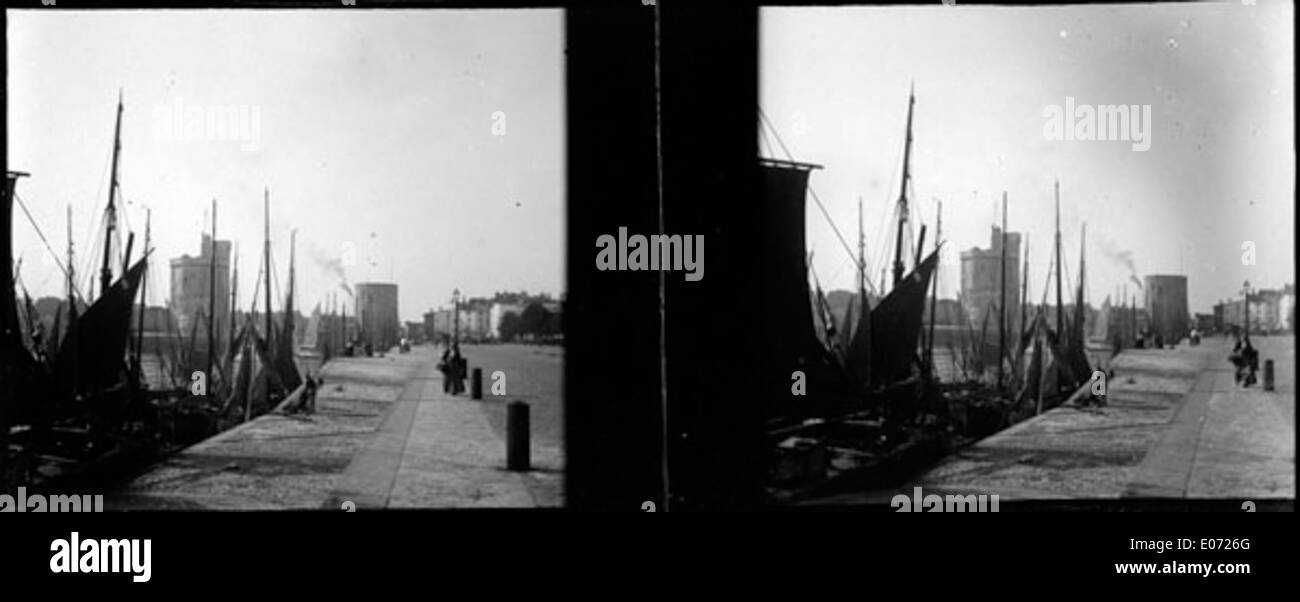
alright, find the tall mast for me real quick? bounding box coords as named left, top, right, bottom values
left=1020, top=233, right=1029, bottom=343
left=100, top=90, right=124, bottom=300
left=264, top=187, right=273, bottom=348
left=121, top=233, right=135, bottom=277
left=858, top=196, right=865, bottom=295
left=1054, top=178, right=1063, bottom=338
left=1122, top=283, right=1128, bottom=345
left=134, top=209, right=150, bottom=385
left=1130, top=293, right=1136, bottom=343
left=67, top=205, right=78, bottom=395
left=287, top=229, right=296, bottom=348
left=66, top=206, right=75, bottom=310
left=1078, top=222, right=1087, bottom=338
left=927, top=200, right=941, bottom=374
left=892, top=83, right=915, bottom=288
left=207, top=199, right=217, bottom=385
left=998, top=192, right=1008, bottom=389
left=229, top=244, right=239, bottom=360
left=290, top=230, right=295, bottom=309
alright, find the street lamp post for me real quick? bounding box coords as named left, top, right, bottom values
left=1241, top=281, right=1252, bottom=337
left=452, top=288, right=461, bottom=347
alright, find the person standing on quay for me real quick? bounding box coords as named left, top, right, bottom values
left=440, top=347, right=453, bottom=394
left=451, top=344, right=467, bottom=395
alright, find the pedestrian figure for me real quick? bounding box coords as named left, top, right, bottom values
left=302, top=373, right=318, bottom=414
left=451, top=344, right=467, bottom=395
left=1242, top=338, right=1259, bottom=387
left=1230, top=338, right=1247, bottom=384
left=440, top=347, right=453, bottom=393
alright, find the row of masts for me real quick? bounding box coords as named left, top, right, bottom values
left=63, top=92, right=301, bottom=398
left=831, top=86, right=1091, bottom=395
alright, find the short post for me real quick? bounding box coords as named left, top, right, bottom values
left=471, top=367, right=483, bottom=400
left=507, top=401, right=530, bottom=471
left=1264, top=359, right=1274, bottom=391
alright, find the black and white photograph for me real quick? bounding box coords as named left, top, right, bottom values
left=0, top=0, right=1294, bottom=589
left=3, top=8, right=565, bottom=509
left=758, top=2, right=1293, bottom=507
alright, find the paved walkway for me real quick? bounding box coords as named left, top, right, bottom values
left=1127, top=335, right=1294, bottom=498
left=110, top=345, right=562, bottom=509
left=814, top=335, right=1295, bottom=503
left=327, top=367, right=563, bottom=509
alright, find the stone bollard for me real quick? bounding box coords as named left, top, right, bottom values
left=471, top=367, right=483, bottom=400
left=507, top=401, right=530, bottom=471
left=1264, top=359, right=1274, bottom=391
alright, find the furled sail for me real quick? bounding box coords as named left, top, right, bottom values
left=54, top=258, right=147, bottom=396
left=868, top=248, right=940, bottom=388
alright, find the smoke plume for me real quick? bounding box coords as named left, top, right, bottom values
left=1099, top=236, right=1143, bottom=290
left=307, top=244, right=354, bottom=298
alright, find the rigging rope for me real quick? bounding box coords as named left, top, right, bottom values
left=758, top=106, right=877, bottom=296
left=13, top=191, right=84, bottom=300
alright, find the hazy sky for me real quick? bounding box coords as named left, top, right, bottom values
left=761, top=1, right=1293, bottom=313
left=8, top=9, right=564, bottom=323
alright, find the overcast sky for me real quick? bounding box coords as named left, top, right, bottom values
left=761, top=1, right=1293, bottom=314
left=8, top=9, right=564, bottom=323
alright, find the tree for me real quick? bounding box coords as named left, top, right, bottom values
left=520, top=302, right=550, bottom=340
left=499, top=311, right=522, bottom=342
left=544, top=308, right=562, bottom=337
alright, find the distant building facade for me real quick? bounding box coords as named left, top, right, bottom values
left=355, top=282, right=399, bottom=350
left=1194, top=313, right=1215, bottom=333
left=1144, top=275, right=1189, bottom=342
left=1223, top=284, right=1297, bottom=334
left=403, top=321, right=426, bottom=343
left=960, top=225, right=1022, bottom=334
left=424, top=293, right=561, bottom=343
left=1253, top=286, right=1295, bottom=333
left=489, top=302, right=524, bottom=339
left=169, top=233, right=231, bottom=338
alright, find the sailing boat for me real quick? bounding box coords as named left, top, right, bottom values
left=1013, top=180, right=1090, bottom=413
left=226, top=188, right=303, bottom=421
left=52, top=93, right=150, bottom=407
left=2, top=172, right=50, bottom=429
left=1, top=94, right=173, bottom=490
left=760, top=87, right=959, bottom=502
left=757, top=158, right=854, bottom=421
left=850, top=86, right=941, bottom=391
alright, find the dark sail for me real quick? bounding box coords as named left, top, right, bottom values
left=2, top=173, right=24, bottom=361
left=54, top=258, right=147, bottom=396
left=843, top=288, right=872, bottom=392
left=759, top=159, right=849, bottom=418
left=1065, top=281, right=1091, bottom=386
left=4, top=173, right=48, bottom=420
left=3, top=172, right=53, bottom=425
left=868, top=248, right=940, bottom=387
left=1015, top=309, right=1080, bottom=411
left=276, top=309, right=301, bottom=391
